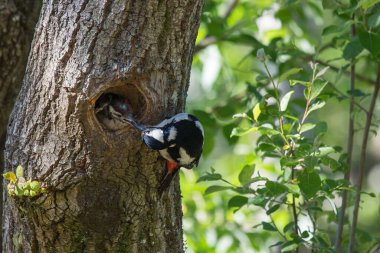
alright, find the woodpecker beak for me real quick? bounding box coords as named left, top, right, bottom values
left=158, top=160, right=180, bottom=196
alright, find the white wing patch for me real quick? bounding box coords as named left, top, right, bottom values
left=178, top=147, right=194, bottom=165
left=146, top=129, right=164, bottom=143
left=168, top=127, right=177, bottom=141
left=159, top=148, right=174, bottom=161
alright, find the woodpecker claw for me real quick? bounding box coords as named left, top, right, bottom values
left=158, top=160, right=180, bottom=196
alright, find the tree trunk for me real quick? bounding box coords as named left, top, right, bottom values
left=0, top=0, right=42, bottom=251
left=3, top=0, right=203, bottom=252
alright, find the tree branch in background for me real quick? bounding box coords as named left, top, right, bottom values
left=348, top=63, right=380, bottom=253
left=194, top=0, right=240, bottom=53
left=335, top=15, right=356, bottom=251
left=316, top=60, right=376, bottom=85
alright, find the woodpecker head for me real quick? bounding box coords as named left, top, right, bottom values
left=142, top=113, right=204, bottom=169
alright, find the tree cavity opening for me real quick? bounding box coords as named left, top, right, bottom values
left=94, top=84, right=147, bottom=130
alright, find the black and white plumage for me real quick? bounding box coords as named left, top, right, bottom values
left=95, top=94, right=204, bottom=194
left=142, top=113, right=204, bottom=169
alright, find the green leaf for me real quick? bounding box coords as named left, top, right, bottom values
left=205, top=185, right=231, bottom=195
left=230, top=127, right=258, bottom=137
left=281, top=243, right=299, bottom=252
left=257, top=48, right=266, bottom=62
left=258, top=126, right=281, bottom=136
left=299, top=123, right=316, bottom=134
left=266, top=204, right=281, bottom=215
left=343, top=39, right=364, bottom=60
left=228, top=195, right=248, bottom=209
left=322, top=25, right=340, bottom=36
left=315, top=67, right=329, bottom=79
left=322, top=0, right=340, bottom=9
left=239, top=165, right=255, bottom=185
left=315, top=146, right=336, bottom=157
left=360, top=0, right=380, bottom=10
left=286, top=183, right=301, bottom=195
left=16, top=165, right=24, bottom=178
left=266, top=181, right=288, bottom=196
left=30, top=181, right=40, bottom=192
left=298, top=170, right=321, bottom=199
left=253, top=103, right=261, bottom=122
left=289, top=80, right=310, bottom=86
left=358, top=29, right=380, bottom=56
left=232, top=113, right=252, bottom=121
left=197, top=173, right=222, bottom=182
left=283, top=222, right=295, bottom=233
left=278, top=68, right=302, bottom=83
left=368, top=11, right=380, bottom=28
left=280, top=91, right=294, bottom=112
left=250, top=195, right=267, bottom=207
left=321, top=156, right=341, bottom=172
left=307, top=101, right=326, bottom=117
left=3, top=172, right=17, bottom=183
left=258, top=143, right=277, bottom=152
left=262, top=221, right=278, bottom=232
left=310, top=80, right=328, bottom=100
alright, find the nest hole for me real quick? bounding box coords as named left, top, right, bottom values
left=94, top=84, right=147, bottom=130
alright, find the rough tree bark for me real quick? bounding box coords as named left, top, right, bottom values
left=3, top=0, right=203, bottom=252
left=0, top=0, right=42, bottom=251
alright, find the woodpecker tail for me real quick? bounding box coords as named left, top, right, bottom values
left=158, top=160, right=180, bottom=196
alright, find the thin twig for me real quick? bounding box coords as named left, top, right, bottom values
left=291, top=168, right=299, bottom=241
left=348, top=63, right=380, bottom=253
left=316, top=60, right=376, bottom=85
left=335, top=15, right=356, bottom=251
left=330, top=85, right=369, bottom=114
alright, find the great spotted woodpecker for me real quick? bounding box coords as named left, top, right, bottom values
left=95, top=93, right=204, bottom=195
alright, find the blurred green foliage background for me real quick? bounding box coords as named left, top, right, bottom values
left=181, top=0, right=380, bottom=252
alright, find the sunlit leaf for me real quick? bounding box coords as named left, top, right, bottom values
left=3, top=172, right=17, bottom=183
left=289, top=80, right=310, bottom=86
left=315, top=66, right=329, bottom=79
left=253, top=103, right=261, bottom=122
left=315, top=146, right=336, bottom=157
left=230, top=127, right=258, bottom=137
left=325, top=196, right=338, bottom=215
left=360, top=0, right=380, bottom=10
left=280, top=91, right=294, bottom=112
left=306, top=101, right=326, bottom=117
left=310, top=81, right=328, bottom=100
left=16, top=165, right=24, bottom=178
left=299, top=123, right=316, bottom=134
